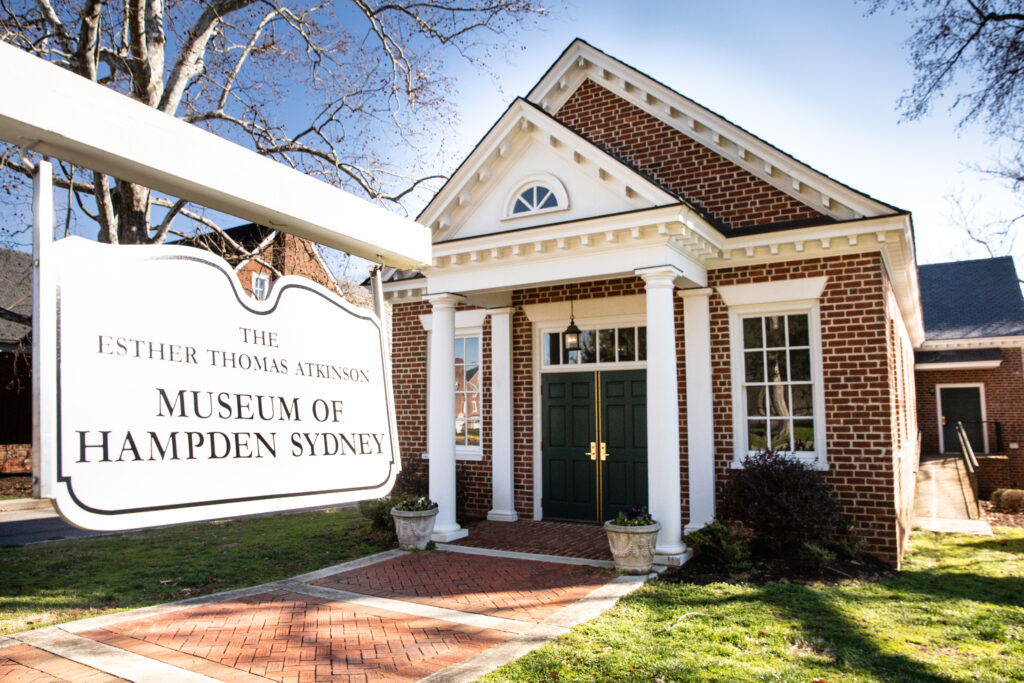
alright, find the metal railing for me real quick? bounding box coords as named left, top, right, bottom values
left=955, top=421, right=982, bottom=520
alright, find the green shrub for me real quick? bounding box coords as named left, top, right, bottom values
left=686, top=521, right=751, bottom=566
left=719, top=449, right=845, bottom=556
left=997, top=489, right=1024, bottom=513
left=358, top=496, right=398, bottom=543
left=796, top=542, right=836, bottom=574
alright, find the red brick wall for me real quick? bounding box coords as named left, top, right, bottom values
left=236, top=235, right=340, bottom=297
left=389, top=255, right=909, bottom=564
left=0, top=443, right=31, bottom=473
left=554, top=80, right=824, bottom=231
left=915, top=348, right=1024, bottom=493
left=708, top=253, right=901, bottom=565
left=391, top=300, right=430, bottom=491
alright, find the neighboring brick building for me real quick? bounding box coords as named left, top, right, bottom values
left=384, top=40, right=924, bottom=567
left=0, top=248, right=32, bottom=473
left=915, top=256, right=1024, bottom=495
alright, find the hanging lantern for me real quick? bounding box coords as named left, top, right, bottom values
left=563, top=299, right=581, bottom=352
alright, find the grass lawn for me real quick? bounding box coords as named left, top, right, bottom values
left=481, top=528, right=1024, bottom=682
left=0, top=506, right=384, bottom=635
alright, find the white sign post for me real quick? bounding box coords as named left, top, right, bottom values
left=41, top=234, right=401, bottom=530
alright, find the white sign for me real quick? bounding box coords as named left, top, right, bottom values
left=43, top=237, right=400, bottom=530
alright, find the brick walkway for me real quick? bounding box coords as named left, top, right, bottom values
left=449, top=519, right=612, bottom=560
left=2, top=548, right=645, bottom=682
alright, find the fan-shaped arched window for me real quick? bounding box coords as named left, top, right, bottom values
left=503, top=173, right=569, bottom=220
left=513, top=185, right=559, bottom=214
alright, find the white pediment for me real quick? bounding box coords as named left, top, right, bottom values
left=422, top=99, right=677, bottom=243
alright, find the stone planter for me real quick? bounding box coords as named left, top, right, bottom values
left=391, top=506, right=439, bottom=550
left=604, top=521, right=661, bottom=574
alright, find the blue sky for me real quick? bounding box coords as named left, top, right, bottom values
left=431, top=0, right=1021, bottom=267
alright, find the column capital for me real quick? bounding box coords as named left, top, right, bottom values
left=425, top=292, right=465, bottom=310
left=635, top=265, right=683, bottom=287
left=677, top=287, right=714, bottom=300
left=486, top=306, right=517, bottom=318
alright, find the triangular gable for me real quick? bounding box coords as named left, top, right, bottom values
left=420, top=99, right=679, bottom=243
left=527, top=40, right=901, bottom=230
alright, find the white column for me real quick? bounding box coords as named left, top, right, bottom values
left=636, top=266, right=685, bottom=557
left=680, top=288, right=716, bottom=533
left=426, top=293, right=468, bottom=541
left=487, top=307, right=518, bottom=522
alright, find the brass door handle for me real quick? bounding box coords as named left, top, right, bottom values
left=599, top=442, right=609, bottom=461
left=587, top=442, right=597, bottom=460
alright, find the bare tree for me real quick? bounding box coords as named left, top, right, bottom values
left=0, top=0, right=548, bottom=250
left=868, top=0, right=1024, bottom=252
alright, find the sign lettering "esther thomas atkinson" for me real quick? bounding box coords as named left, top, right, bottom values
left=45, top=238, right=400, bottom=531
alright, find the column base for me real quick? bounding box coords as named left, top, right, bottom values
left=430, top=526, right=468, bottom=542
left=654, top=547, right=694, bottom=568
left=486, top=509, right=519, bottom=522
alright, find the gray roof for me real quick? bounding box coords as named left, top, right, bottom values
left=918, top=256, right=1024, bottom=340
left=0, top=248, right=31, bottom=345
left=914, top=348, right=1002, bottom=365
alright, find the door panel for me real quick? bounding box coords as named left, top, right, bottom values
left=542, top=373, right=597, bottom=520
left=600, top=370, right=648, bottom=521
left=940, top=387, right=985, bottom=453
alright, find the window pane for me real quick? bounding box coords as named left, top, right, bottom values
left=789, top=349, right=811, bottom=381
left=599, top=329, right=616, bottom=362
left=579, top=329, right=597, bottom=363
left=770, top=419, right=791, bottom=450
left=746, top=386, right=766, bottom=417
left=454, top=338, right=464, bottom=363
left=544, top=332, right=561, bottom=365
left=617, top=327, right=636, bottom=361
left=744, top=351, right=765, bottom=383
left=765, top=315, right=786, bottom=348
left=466, top=392, right=480, bottom=419
left=637, top=327, right=647, bottom=361
left=766, top=350, right=787, bottom=382
left=455, top=422, right=466, bottom=446
left=513, top=198, right=530, bottom=214
left=743, top=318, right=763, bottom=349
left=466, top=365, right=479, bottom=392
left=541, top=190, right=558, bottom=209
left=793, top=420, right=815, bottom=450
left=455, top=393, right=466, bottom=418
left=466, top=420, right=481, bottom=446
left=788, top=314, right=809, bottom=346
left=465, top=337, right=479, bottom=365
left=768, top=385, right=790, bottom=419
left=524, top=186, right=536, bottom=206
left=792, top=384, right=813, bottom=416
left=748, top=420, right=767, bottom=450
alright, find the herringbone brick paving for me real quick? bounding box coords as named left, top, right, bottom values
left=312, top=550, right=614, bottom=623
left=78, top=588, right=510, bottom=682
left=0, top=643, right=126, bottom=682
left=449, top=519, right=613, bottom=560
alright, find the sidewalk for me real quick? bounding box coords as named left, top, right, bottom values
left=0, top=545, right=649, bottom=682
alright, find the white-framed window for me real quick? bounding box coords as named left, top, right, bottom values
left=728, top=303, right=827, bottom=468
left=454, top=334, right=482, bottom=455
left=251, top=272, right=271, bottom=301
left=502, top=173, right=569, bottom=220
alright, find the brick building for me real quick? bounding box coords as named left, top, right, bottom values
left=915, top=256, right=1024, bottom=495
left=383, top=40, right=924, bottom=567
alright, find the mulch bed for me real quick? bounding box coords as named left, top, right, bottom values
left=660, top=552, right=896, bottom=587
left=981, top=500, right=1024, bottom=528
left=0, top=474, right=32, bottom=499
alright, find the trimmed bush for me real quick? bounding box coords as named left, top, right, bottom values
left=796, top=542, right=836, bottom=574
left=686, top=521, right=752, bottom=567
left=358, top=496, right=399, bottom=542
left=991, top=489, right=1007, bottom=507
left=996, top=489, right=1024, bottom=513
left=719, top=449, right=845, bottom=556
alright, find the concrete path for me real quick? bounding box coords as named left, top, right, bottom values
left=0, top=547, right=649, bottom=682
left=914, top=455, right=992, bottom=536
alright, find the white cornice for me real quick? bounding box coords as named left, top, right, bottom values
left=920, top=336, right=1024, bottom=350
left=916, top=360, right=1002, bottom=371
left=527, top=40, right=898, bottom=223
left=420, top=99, right=677, bottom=241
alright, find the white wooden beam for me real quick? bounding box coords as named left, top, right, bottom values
left=0, top=42, right=429, bottom=268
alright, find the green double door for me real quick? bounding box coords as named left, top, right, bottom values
left=541, top=370, right=648, bottom=522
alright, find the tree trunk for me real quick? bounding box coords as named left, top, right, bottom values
left=115, top=180, right=151, bottom=243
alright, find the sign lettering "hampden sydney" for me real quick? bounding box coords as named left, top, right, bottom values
left=44, top=239, right=400, bottom=530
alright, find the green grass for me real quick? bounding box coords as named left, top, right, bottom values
left=0, top=507, right=384, bottom=635
left=481, top=528, right=1024, bottom=682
